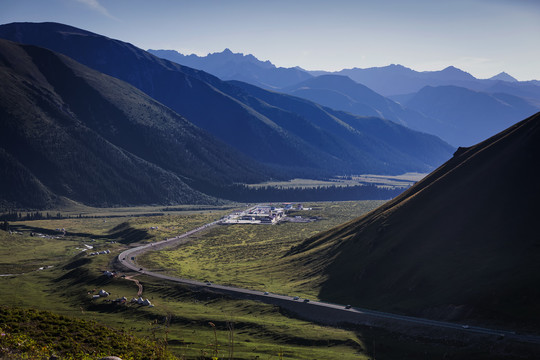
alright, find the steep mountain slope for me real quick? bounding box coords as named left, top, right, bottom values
left=229, top=81, right=454, bottom=174
left=0, top=147, right=58, bottom=209
left=288, top=112, right=540, bottom=329
left=281, top=74, right=440, bottom=134
left=404, top=85, right=540, bottom=146
left=0, top=22, right=455, bottom=177
left=148, top=48, right=312, bottom=89
left=0, top=22, right=319, bottom=176
left=0, top=39, right=269, bottom=208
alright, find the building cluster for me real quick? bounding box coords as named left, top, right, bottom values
left=89, top=249, right=111, bottom=256
left=103, top=270, right=117, bottom=277
left=223, top=203, right=307, bottom=225
left=89, top=288, right=153, bottom=307
left=91, top=289, right=110, bottom=299
left=131, top=296, right=153, bottom=307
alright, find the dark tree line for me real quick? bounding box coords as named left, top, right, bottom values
left=205, top=184, right=408, bottom=203
left=0, top=211, right=64, bottom=221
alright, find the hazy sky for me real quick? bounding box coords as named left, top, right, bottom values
left=1, top=0, right=539, bottom=80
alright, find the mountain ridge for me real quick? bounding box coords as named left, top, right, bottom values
left=281, top=74, right=443, bottom=136
left=314, top=64, right=540, bottom=99
left=145, top=45, right=539, bottom=147
left=403, top=85, right=540, bottom=146
left=0, top=22, right=454, bottom=178
left=288, top=112, right=540, bottom=329
left=0, top=38, right=272, bottom=208
left=148, top=48, right=312, bottom=89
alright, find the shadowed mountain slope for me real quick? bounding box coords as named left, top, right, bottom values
left=0, top=147, right=58, bottom=209
left=0, top=39, right=270, bottom=208
left=0, top=22, right=454, bottom=177
left=227, top=80, right=454, bottom=175
left=288, top=112, right=540, bottom=329
left=0, top=22, right=320, bottom=175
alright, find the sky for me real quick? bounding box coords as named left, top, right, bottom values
left=1, top=0, right=539, bottom=81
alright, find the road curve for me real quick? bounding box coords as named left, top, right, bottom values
left=116, top=220, right=540, bottom=345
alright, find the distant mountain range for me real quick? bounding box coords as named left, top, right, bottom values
left=280, top=74, right=444, bottom=138
left=280, top=72, right=540, bottom=146
left=148, top=48, right=312, bottom=89
left=149, top=47, right=540, bottom=147
left=288, top=112, right=540, bottom=329
left=227, top=80, right=452, bottom=173
left=0, top=23, right=453, bottom=178
left=316, top=64, right=540, bottom=98
left=402, top=85, right=540, bottom=146
left=0, top=22, right=458, bottom=208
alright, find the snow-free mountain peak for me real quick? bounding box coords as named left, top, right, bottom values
left=148, top=47, right=311, bottom=88
left=489, top=71, right=518, bottom=82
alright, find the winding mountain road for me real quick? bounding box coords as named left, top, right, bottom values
left=117, top=219, right=540, bottom=345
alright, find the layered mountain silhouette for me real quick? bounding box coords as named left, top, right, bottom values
left=148, top=48, right=312, bottom=89
left=279, top=74, right=540, bottom=147
left=145, top=45, right=540, bottom=148
left=315, top=64, right=540, bottom=98
left=0, top=22, right=454, bottom=179
left=228, top=80, right=453, bottom=174
left=288, top=112, right=540, bottom=329
left=403, top=85, right=540, bottom=146
left=0, top=39, right=270, bottom=208
left=281, top=74, right=443, bottom=135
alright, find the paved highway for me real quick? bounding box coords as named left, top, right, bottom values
left=117, top=218, right=540, bottom=345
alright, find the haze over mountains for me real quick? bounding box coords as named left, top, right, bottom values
left=280, top=74, right=443, bottom=138
left=0, top=22, right=459, bottom=208
left=151, top=48, right=540, bottom=147
left=1, top=21, right=537, bottom=208
left=402, top=85, right=540, bottom=145
left=288, top=112, right=540, bottom=329
left=0, top=23, right=453, bottom=176
left=316, top=65, right=540, bottom=98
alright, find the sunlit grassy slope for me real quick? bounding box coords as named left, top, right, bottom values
left=0, top=306, right=179, bottom=360
left=139, top=201, right=384, bottom=299
left=0, top=206, right=372, bottom=360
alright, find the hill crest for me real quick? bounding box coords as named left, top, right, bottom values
left=288, top=112, right=540, bottom=329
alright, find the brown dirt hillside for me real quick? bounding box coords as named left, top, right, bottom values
left=289, top=112, right=540, bottom=330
